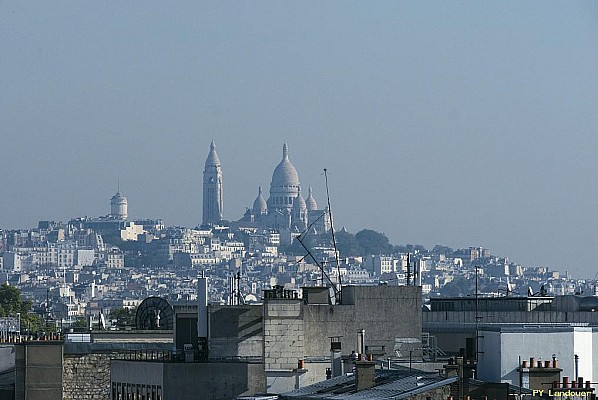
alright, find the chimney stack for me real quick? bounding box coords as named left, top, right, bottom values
left=355, top=362, right=376, bottom=391
left=330, top=336, right=342, bottom=378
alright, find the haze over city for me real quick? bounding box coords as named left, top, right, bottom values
left=2, top=2, right=598, bottom=276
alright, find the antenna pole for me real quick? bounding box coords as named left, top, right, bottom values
left=406, top=253, right=411, bottom=286
left=236, top=270, right=243, bottom=305
left=324, top=169, right=342, bottom=299
left=475, top=266, right=482, bottom=364
left=296, top=234, right=338, bottom=299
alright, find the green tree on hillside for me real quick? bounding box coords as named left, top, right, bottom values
left=355, top=229, right=393, bottom=255
left=0, top=283, right=45, bottom=333
left=335, top=230, right=363, bottom=257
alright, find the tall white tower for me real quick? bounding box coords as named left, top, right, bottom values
left=110, top=189, right=128, bottom=220
left=203, top=140, right=223, bottom=224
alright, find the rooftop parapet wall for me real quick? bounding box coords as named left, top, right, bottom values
left=304, top=285, right=422, bottom=358
left=423, top=310, right=598, bottom=325
left=209, top=304, right=263, bottom=359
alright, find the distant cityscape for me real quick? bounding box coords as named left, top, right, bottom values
left=2, top=141, right=598, bottom=400
left=4, top=3, right=597, bottom=399
left=0, top=141, right=592, bottom=331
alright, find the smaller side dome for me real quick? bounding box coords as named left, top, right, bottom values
left=252, top=186, right=268, bottom=214
left=293, top=193, right=307, bottom=212
left=305, top=186, right=318, bottom=211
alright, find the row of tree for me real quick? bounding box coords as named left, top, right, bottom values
left=283, top=228, right=448, bottom=259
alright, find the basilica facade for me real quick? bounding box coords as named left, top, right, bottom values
left=202, top=142, right=330, bottom=235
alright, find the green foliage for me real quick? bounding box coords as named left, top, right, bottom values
left=0, top=283, right=45, bottom=333
left=334, top=230, right=363, bottom=258
left=0, top=283, right=30, bottom=316
left=355, top=229, right=393, bottom=255
left=72, top=318, right=89, bottom=329
left=440, top=276, right=472, bottom=297
left=431, top=245, right=454, bottom=256
left=26, top=313, right=47, bottom=334
left=394, top=244, right=427, bottom=254
left=110, top=307, right=137, bottom=328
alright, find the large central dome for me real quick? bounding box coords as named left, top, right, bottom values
left=268, top=143, right=301, bottom=213
left=271, top=143, right=299, bottom=186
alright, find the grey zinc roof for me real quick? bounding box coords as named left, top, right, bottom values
left=281, top=370, right=458, bottom=400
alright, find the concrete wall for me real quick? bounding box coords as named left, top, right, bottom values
left=111, top=360, right=264, bottom=400
left=15, top=343, right=63, bottom=400
left=304, top=285, right=422, bottom=358
left=477, top=327, right=594, bottom=386
left=574, top=328, right=593, bottom=383
left=164, top=362, right=264, bottom=399
left=477, top=330, right=501, bottom=382
left=501, top=331, right=575, bottom=385
left=424, top=310, right=598, bottom=324
left=110, top=360, right=164, bottom=386
left=209, top=305, right=263, bottom=359
left=301, top=361, right=329, bottom=387
left=260, top=286, right=422, bottom=394
left=15, top=337, right=172, bottom=400
left=0, top=346, right=15, bottom=372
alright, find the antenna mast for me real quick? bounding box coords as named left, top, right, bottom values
left=406, top=253, right=411, bottom=286
left=323, top=169, right=342, bottom=300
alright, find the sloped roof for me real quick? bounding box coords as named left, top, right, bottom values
left=281, top=370, right=458, bottom=400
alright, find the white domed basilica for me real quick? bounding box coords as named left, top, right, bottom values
left=202, top=142, right=331, bottom=236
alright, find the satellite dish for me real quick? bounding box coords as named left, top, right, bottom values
left=135, top=297, right=174, bottom=330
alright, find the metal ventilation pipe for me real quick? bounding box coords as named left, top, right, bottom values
left=357, top=329, right=366, bottom=358
left=197, top=271, right=209, bottom=361
left=198, top=271, right=208, bottom=338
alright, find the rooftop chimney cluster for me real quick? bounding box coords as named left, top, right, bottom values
left=557, top=376, right=591, bottom=389
left=521, top=355, right=559, bottom=369
left=263, top=285, right=298, bottom=300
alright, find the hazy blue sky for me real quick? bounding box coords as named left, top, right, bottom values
left=2, top=2, right=598, bottom=276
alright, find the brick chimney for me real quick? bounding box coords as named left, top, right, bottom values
left=355, top=361, right=376, bottom=391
